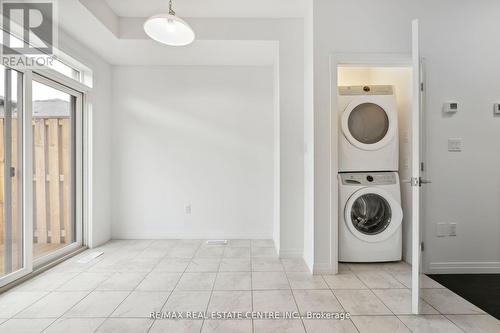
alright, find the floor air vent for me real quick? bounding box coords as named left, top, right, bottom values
left=206, top=240, right=228, bottom=245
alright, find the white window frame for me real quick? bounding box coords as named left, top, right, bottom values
left=0, top=69, right=32, bottom=287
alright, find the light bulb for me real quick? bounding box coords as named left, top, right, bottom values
left=166, top=18, right=176, bottom=32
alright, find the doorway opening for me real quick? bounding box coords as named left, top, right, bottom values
left=330, top=53, right=425, bottom=314
left=336, top=65, right=413, bottom=263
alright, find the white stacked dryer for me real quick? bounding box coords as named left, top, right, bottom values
left=338, top=85, right=399, bottom=172
left=338, top=85, right=402, bottom=262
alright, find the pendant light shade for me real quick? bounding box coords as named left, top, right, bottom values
left=144, top=0, right=195, bottom=46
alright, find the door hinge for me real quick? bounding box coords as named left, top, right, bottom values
left=420, top=242, right=424, bottom=252
left=420, top=162, right=425, bottom=172
left=420, top=82, right=424, bottom=92
left=10, top=167, right=15, bottom=177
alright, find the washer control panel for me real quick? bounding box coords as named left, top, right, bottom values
left=340, top=172, right=398, bottom=185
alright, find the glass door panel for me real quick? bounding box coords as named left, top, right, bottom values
left=32, top=79, right=78, bottom=260
left=0, top=66, right=24, bottom=280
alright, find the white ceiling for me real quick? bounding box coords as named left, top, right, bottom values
left=59, top=0, right=280, bottom=65
left=104, top=0, right=307, bottom=18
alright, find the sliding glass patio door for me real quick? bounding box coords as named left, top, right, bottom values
left=0, top=69, right=84, bottom=287
left=31, top=74, right=83, bottom=266
left=0, top=66, right=28, bottom=285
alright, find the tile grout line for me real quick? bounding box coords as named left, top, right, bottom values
left=78, top=241, right=164, bottom=333
left=147, top=239, right=204, bottom=333
left=250, top=243, right=254, bottom=333
left=352, top=270, right=414, bottom=333
left=6, top=245, right=490, bottom=332
left=0, top=249, right=114, bottom=328
left=4, top=246, right=123, bottom=331
left=198, top=242, right=225, bottom=333
left=334, top=264, right=409, bottom=332
left=282, top=264, right=309, bottom=333
left=88, top=242, right=161, bottom=332
left=324, top=277, right=361, bottom=333
left=398, top=314, right=467, bottom=333
left=48, top=240, right=170, bottom=332
left=443, top=314, right=474, bottom=333
left=36, top=243, right=132, bottom=332
left=381, top=266, right=446, bottom=317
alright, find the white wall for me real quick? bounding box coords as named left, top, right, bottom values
left=57, top=29, right=113, bottom=248
left=57, top=9, right=306, bottom=257
left=110, top=66, right=275, bottom=239
left=420, top=2, right=500, bottom=273
left=314, top=0, right=500, bottom=273
left=157, top=18, right=306, bottom=256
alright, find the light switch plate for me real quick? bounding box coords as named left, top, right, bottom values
left=449, top=223, right=457, bottom=236
left=448, top=138, right=462, bottom=152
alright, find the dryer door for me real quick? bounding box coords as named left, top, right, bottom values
left=344, top=187, right=402, bottom=243
left=341, top=96, right=397, bottom=151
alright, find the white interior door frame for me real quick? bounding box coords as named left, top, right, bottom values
left=329, top=53, right=413, bottom=275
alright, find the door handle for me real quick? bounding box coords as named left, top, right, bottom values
left=420, top=178, right=432, bottom=185
left=401, top=177, right=432, bottom=186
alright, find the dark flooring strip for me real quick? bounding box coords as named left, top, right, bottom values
left=427, top=274, right=500, bottom=320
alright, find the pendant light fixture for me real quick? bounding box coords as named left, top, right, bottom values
left=143, top=0, right=195, bottom=46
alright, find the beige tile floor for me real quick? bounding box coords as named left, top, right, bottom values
left=0, top=239, right=499, bottom=332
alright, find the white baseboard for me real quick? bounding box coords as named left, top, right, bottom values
left=112, top=232, right=273, bottom=240
left=428, top=261, right=500, bottom=274
left=313, top=263, right=335, bottom=275
left=278, top=248, right=303, bottom=259
left=303, top=256, right=314, bottom=274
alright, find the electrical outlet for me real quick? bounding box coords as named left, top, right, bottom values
left=449, top=223, right=457, bottom=236
left=436, top=223, right=448, bottom=237
left=185, top=204, right=191, bottom=215
left=443, top=102, right=459, bottom=113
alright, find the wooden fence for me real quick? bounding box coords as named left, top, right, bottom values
left=0, top=117, right=72, bottom=246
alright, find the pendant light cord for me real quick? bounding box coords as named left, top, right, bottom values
left=169, top=0, right=176, bottom=15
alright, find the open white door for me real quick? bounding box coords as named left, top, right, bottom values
left=410, top=19, right=421, bottom=314
left=411, top=19, right=430, bottom=314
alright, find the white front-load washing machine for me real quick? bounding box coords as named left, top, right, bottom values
left=338, top=172, right=402, bottom=262
left=338, top=85, right=399, bottom=172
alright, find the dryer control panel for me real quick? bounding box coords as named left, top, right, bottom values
left=340, top=172, right=398, bottom=185
left=339, top=85, right=394, bottom=96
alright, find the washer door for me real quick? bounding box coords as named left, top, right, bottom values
left=344, top=187, right=402, bottom=243
left=341, top=96, right=396, bottom=151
